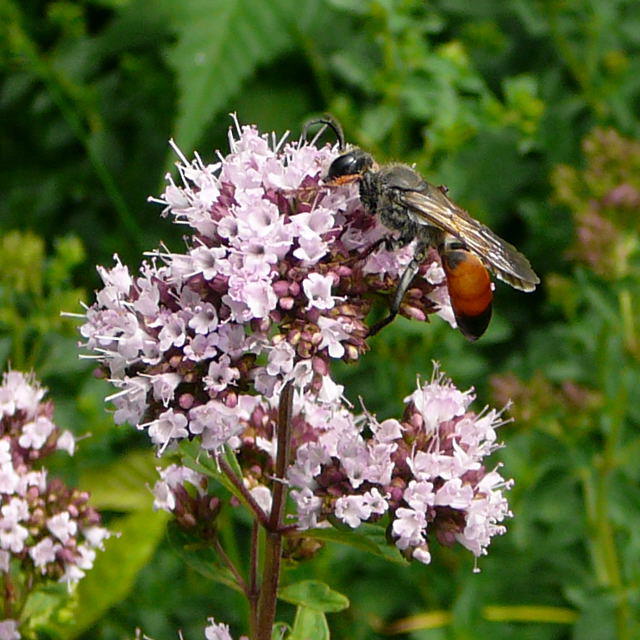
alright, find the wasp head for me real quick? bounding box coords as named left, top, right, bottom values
left=327, top=149, right=375, bottom=182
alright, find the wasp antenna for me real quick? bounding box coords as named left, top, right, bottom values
left=302, top=115, right=345, bottom=150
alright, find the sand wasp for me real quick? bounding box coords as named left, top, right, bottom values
left=304, top=117, right=539, bottom=340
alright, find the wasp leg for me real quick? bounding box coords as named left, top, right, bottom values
left=368, top=251, right=423, bottom=336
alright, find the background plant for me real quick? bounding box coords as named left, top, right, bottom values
left=1, top=0, right=640, bottom=638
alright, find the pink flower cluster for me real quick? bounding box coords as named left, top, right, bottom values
left=152, top=464, right=222, bottom=538
left=288, top=368, right=513, bottom=564
left=0, top=371, right=109, bottom=595
left=79, top=119, right=511, bottom=566
left=149, top=366, right=511, bottom=565
left=150, top=388, right=364, bottom=526
left=79, top=118, right=453, bottom=454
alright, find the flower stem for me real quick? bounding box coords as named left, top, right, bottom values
left=248, top=522, right=260, bottom=638
left=270, top=382, right=294, bottom=530
left=213, top=537, right=248, bottom=595
left=255, top=382, right=294, bottom=640
left=219, top=459, right=271, bottom=530
left=3, top=572, right=15, bottom=618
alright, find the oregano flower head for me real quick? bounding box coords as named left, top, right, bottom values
left=79, top=118, right=510, bottom=566
left=79, top=118, right=455, bottom=451
left=0, top=371, right=109, bottom=590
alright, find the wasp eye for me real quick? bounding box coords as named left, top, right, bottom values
left=327, top=150, right=372, bottom=180
left=327, top=152, right=359, bottom=180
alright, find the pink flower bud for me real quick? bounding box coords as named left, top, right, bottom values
left=179, top=393, right=195, bottom=410
left=288, top=282, right=301, bottom=297
left=312, top=357, right=328, bottom=375
left=272, top=280, right=290, bottom=297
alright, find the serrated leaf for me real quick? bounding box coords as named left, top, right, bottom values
left=279, top=580, right=349, bottom=613
left=165, top=0, right=296, bottom=154
left=78, top=448, right=160, bottom=511
left=289, top=606, right=330, bottom=640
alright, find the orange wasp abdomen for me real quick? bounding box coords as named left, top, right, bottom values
left=440, top=243, right=493, bottom=341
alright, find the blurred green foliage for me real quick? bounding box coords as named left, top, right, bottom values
left=2, top=0, right=640, bottom=638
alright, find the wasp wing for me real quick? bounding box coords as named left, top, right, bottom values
left=400, top=187, right=539, bottom=292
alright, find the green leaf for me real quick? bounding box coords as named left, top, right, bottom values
left=178, top=439, right=226, bottom=479
left=78, top=448, right=161, bottom=511
left=177, top=440, right=244, bottom=503
left=289, top=606, right=330, bottom=640
left=221, top=443, right=243, bottom=478
left=279, top=580, right=349, bottom=613
left=48, top=508, right=170, bottom=638
left=21, top=584, right=73, bottom=638
left=568, top=588, right=618, bottom=640
left=164, top=0, right=295, bottom=154
left=166, top=522, right=241, bottom=593
left=303, top=523, right=408, bottom=565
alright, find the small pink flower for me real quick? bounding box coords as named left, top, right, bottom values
left=47, top=512, right=77, bottom=544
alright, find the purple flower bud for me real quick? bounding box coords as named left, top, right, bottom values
left=224, top=392, right=238, bottom=408
left=272, top=280, right=290, bottom=297
left=179, top=513, right=197, bottom=528
left=312, top=357, right=328, bottom=376
left=288, top=282, right=301, bottom=297
left=179, top=393, right=195, bottom=410
left=403, top=306, right=426, bottom=322
left=208, top=497, right=221, bottom=514
left=279, top=297, right=295, bottom=310
left=58, top=547, right=76, bottom=563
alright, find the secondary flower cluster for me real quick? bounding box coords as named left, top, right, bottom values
left=151, top=365, right=511, bottom=565
left=552, top=127, right=640, bottom=280
left=0, top=370, right=109, bottom=624
left=152, top=463, right=223, bottom=539
left=78, top=118, right=454, bottom=454
left=288, top=369, right=512, bottom=564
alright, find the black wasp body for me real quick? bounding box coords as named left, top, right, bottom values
left=328, top=149, right=444, bottom=258
left=305, top=118, right=539, bottom=339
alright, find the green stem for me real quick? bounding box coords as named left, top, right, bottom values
left=597, top=381, right=629, bottom=637
left=582, top=325, right=630, bottom=637
left=6, top=1, right=143, bottom=246
left=619, top=289, right=638, bottom=358
left=256, top=531, right=283, bottom=640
